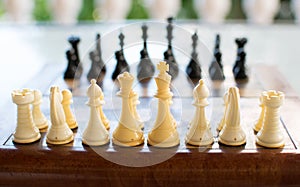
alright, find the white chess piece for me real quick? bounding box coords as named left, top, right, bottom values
left=147, top=61, right=179, bottom=148
left=144, top=0, right=181, bottom=19
left=98, top=90, right=110, bottom=130
left=82, top=79, right=109, bottom=146
left=46, top=86, right=74, bottom=145
left=253, top=95, right=265, bottom=132
left=32, top=90, right=49, bottom=130
left=218, top=87, right=246, bottom=146
left=217, top=91, right=229, bottom=131
left=291, top=0, right=300, bottom=23
left=61, top=89, right=78, bottom=130
left=185, top=79, right=214, bottom=146
left=49, top=0, right=83, bottom=25
left=12, top=89, right=41, bottom=143
left=193, top=0, right=231, bottom=24
left=95, top=0, right=132, bottom=20
left=256, top=90, right=285, bottom=148
left=112, top=72, right=144, bottom=146
left=4, top=0, right=34, bottom=23
left=242, top=0, right=280, bottom=24
left=130, top=91, right=144, bottom=129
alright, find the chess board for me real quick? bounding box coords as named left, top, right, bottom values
left=1, top=63, right=300, bottom=186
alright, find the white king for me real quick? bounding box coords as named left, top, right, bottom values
left=147, top=61, right=179, bottom=148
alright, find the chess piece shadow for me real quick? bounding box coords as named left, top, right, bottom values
left=218, top=143, right=246, bottom=153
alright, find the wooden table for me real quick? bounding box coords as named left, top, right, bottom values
left=0, top=62, right=299, bottom=186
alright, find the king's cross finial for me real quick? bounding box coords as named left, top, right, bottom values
left=157, top=61, right=169, bottom=75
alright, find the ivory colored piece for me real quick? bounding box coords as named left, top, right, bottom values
left=32, top=90, right=49, bottom=130
left=12, top=89, right=41, bottom=144
left=218, top=87, right=246, bottom=146
left=98, top=90, right=110, bottom=130
left=49, top=0, right=83, bottom=25
left=185, top=79, right=214, bottom=146
left=145, top=0, right=181, bottom=19
left=4, top=0, right=34, bottom=23
left=148, top=62, right=179, bottom=148
left=82, top=79, right=109, bottom=146
left=130, top=91, right=144, bottom=129
left=253, top=95, right=265, bottom=132
left=61, top=89, right=78, bottom=129
left=256, top=90, right=285, bottom=148
left=96, top=0, right=132, bottom=20
left=46, top=86, right=74, bottom=145
left=194, top=0, right=232, bottom=23
left=112, top=72, right=144, bottom=146
left=217, top=91, right=229, bottom=132
left=242, top=0, right=280, bottom=24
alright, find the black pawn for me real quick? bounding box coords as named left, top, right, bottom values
left=164, top=17, right=178, bottom=79
left=137, top=24, right=155, bottom=83
left=186, top=32, right=201, bottom=81
left=209, top=34, right=225, bottom=81
left=112, top=32, right=130, bottom=80
left=233, top=38, right=248, bottom=82
left=87, top=34, right=106, bottom=84
left=64, top=35, right=83, bottom=80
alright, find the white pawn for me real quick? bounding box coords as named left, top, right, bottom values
left=193, top=0, right=232, bottom=24
left=95, top=0, right=132, bottom=20
left=253, top=95, right=265, bottom=132
left=218, top=87, right=246, bottom=146
left=242, top=0, right=280, bottom=24
left=61, top=89, right=78, bottom=130
left=256, top=90, right=285, bottom=148
left=46, top=86, right=74, bottom=145
left=12, top=89, right=41, bottom=144
left=217, top=91, right=229, bottom=132
left=185, top=79, right=214, bottom=146
left=32, top=90, right=49, bottom=130
left=147, top=61, right=179, bottom=148
left=82, top=79, right=109, bottom=146
left=144, top=0, right=181, bottom=19
left=49, top=0, right=83, bottom=25
left=4, top=0, right=34, bottom=23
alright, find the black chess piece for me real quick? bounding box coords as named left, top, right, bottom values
left=186, top=32, right=201, bottom=82
left=233, top=38, right=248, bottom=82
left=209, top=34, right=225, bottom=81
left=87, top=33, right=106, bottom=84
left=64, top=35, right=83, bottom=80
left=112, top=32, right=130, bottom=80
left=137, top=24, right=155, bottom=83
left=164, top=17, right=178, bottom=79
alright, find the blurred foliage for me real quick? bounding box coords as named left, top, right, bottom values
left=177, top=0, right=198, bottom=19
left=78, top=0, right=95, bottom=21
left=33, top=0, right=51, bottom=21
left=127, top=0, right=149, bottom=19
left=227, top=0, right=246, bottom=19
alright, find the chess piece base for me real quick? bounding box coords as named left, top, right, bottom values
left=147, top=131, right=180, bottom=148
left=46, top=134, right=74, bottom=145
left=218, top=126, right=246, bottom=146
left=82, top=137, right=109, bottom=146
left=13, top=133, right=41, bottom=144
left=256, top=137, right=284, bottom=148
left=112, top=137, right=144, bottom=147
left=186, top=138, right=214, bottom=147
